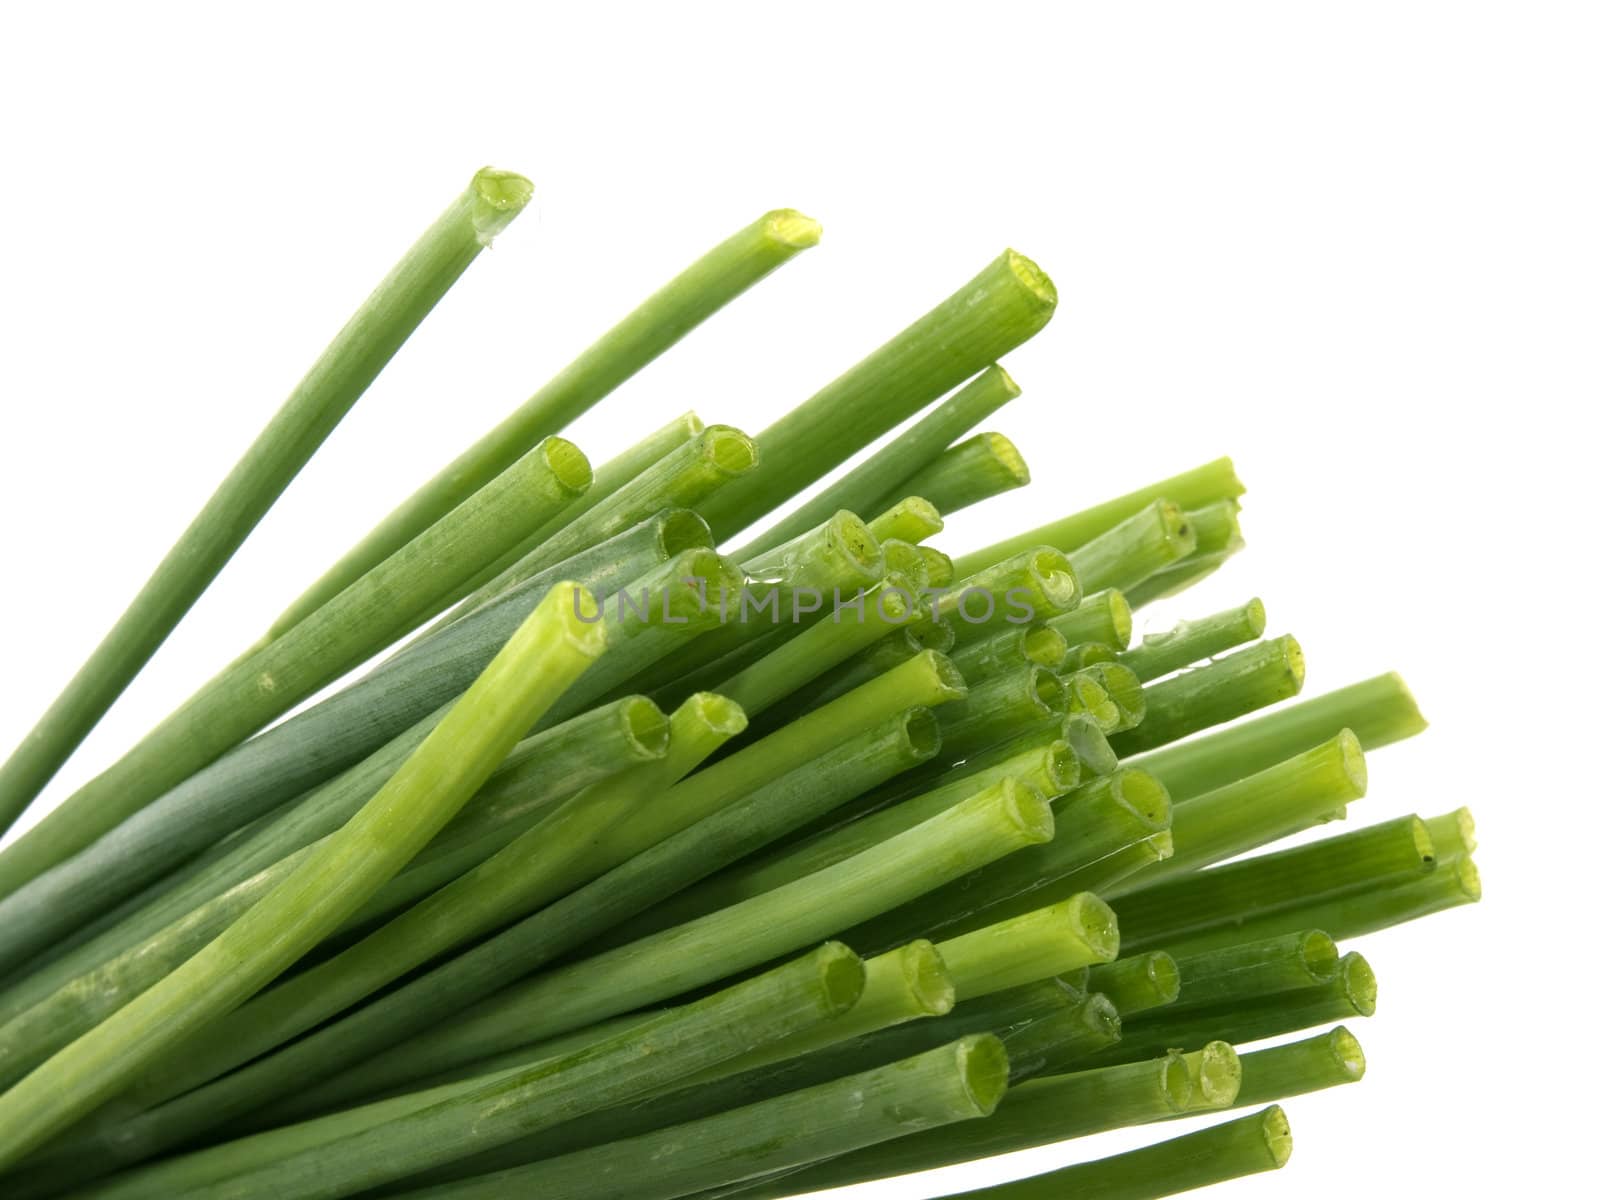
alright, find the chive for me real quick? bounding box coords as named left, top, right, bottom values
left=1179, top=1041, right=1243, bottom=1111
left=1079, top=953, right=1376, bottom=1068
left=1066, top=714, right=1120, bottom=777
left=1059, top=641, right=1119, bottom=672
left=1000, top=992, right=1123, bottom=1079
left=0, top=583, right=607, bottom=1168
left=1048, top=589, right=1133, bottom=651
left=956, top=829, right=1172, bottom=937
left=933, top=894, right=1122, bottom=997
left=951, top=456, right=1245, bottom=577
left=1068, top=501, right=1198, bottom=594
left=861, top=769, right=1170, bottom=946
left=699, top=251, right=1057, bottom=539
left=954, top=1106, right=1292, bottom=1200
left=1087, top=952, right=1181, bottom=1016
left=1124, top=500, right=1245, bottom=607
left=342, top=779, right=1052, bottom=1100
left=0, top=168, right=535, bottom=840
left=1131, top=671, right=1426, bottom=801
left=1081, top=662, right=1146, bottom=733
left=738, top=364, right=1017, bottom=558
left=881, top=537, right=932, bottom=588
left=0, top=436, right=592, bottom=941
left=74, top=945, right=866, bottom=1200
left=1110, top=733, right=1367, bottom=895
left=926, top=547, right=1079, bottom=644
left=723, top=1052, right=1192, bottom=1198
left=1164, top=931, right=1341, bottom=1012
left=937, top=667, right=1073, bottom=756
left=1231, top=1025, right=1366, bottom=1107
left=1428, top=806, right=1477, bottom=861
left=874, top=430, right=1030, bottom=518
left=1115, top=816, right=1436, bottom=954
left=1119, top=597, right=1266, bottom=682
left=1108, top=635, right=1305, bottom=757
left=950, top=624, right=1069, bottom=683
left=866, top=495, right=946, bottom=544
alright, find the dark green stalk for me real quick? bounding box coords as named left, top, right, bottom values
left=737, top=364, right=1017, bottom=557
left=1110, top=732, right=1367, bottom=894
left=1132, top=672, right=1426, bottom=801
left=698, top=251, right=1058, bottom=539
left=1067, top=501, right=1198, bottom=594
left=1165, top=931, right=1341, bottom=1012
left=850, top=769, right=1169, bottom=949
left=1177, top=1042, right=1244, bottom=1112
left=866, top=496, right=945, bottom=544
left=954, top=830, right=1172, bottom=934
left=1115, top=816, right=1437, bottom=954
left=1086, top=952, right=1180, bottom=1016
left=0, top=436, right=592, bottom=947
left=952, top=457, right=1245, bottom=577
left=1119, top=598, right=1266, bottom=682
left=873, top=431, right=1030, bottom=517
left=279, top=208, right=819, bottom=639
left=998, top=992, right=1123, bottom=1078
left=937, top=667, right=1073, bottom=757
left=719, top=1052, right=1192, bottom=1198
left=950, top=624, right=1069, bottom=684
left=1231, top=1025, right=1366, bottom=1107
left=953, top=1106, right=1292, bottom=1200
left=1109, top=635, right=1305, bottom=757
left=0, top=584, right=608, bottom=1168
left=1047, top=589, right=1132, bottom=650
left=1078, top=953, right=1375, bottom=1068
left=0, top=167, right=535, bottom=839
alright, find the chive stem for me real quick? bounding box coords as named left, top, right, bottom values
left=874, top=431, right=1030, bottom=518
left=1119, top=598, right=1266, bottom=682
left=1068, top=501, right=1198, bottom=595
left=1087, top=952, right=1181, bottom=1016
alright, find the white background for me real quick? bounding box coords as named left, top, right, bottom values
left=1, top=3, right=1595, bottom=1195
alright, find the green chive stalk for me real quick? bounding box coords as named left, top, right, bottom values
left=950, top=624, right=1069, bottom=684
left=926, top=547, right=1080, bottom=645
left=934, top=894, right=1122, bottom=997
left=872, top=431, right=1030, bottom=517
left=1048, top=589, right=1133, bottom=650
left=866, top=495, right=946, bottom=544
left=1060, top=642, right=1118, bottom=672
left=1119, top=598, right=1266, bottom=682
left=1109, top=635, right=1305, bottom=757
left=1115, top=816, right=1437, bottom=954
left=1066, top=501, right=1198, bottom=595
left=1428, top=806, right=1477, bottom=862
left=1177, top=1042, right=1244, bottom=1112
left=1132, top=672, right=1426, bottom=801
left=959, top=829, right=1173, bottom=934
left=952, top=457, right=1245, bottom=577
left=999, top=992, right=1123, bottom=1079
left=1082, top=662, right=1146, bottom=733
left=937, top=667, right=1073, bottom=756
left=1110, top=732, right=1367, bottom=894
left=722, top=1052, right=1193, bottom=1199
left=1079, top=953, right=1376, bottom=1068
left=1124, top=500, right=1245, bottom=608
left=396, top=1036, right=1008, bottom=1200
left=0, top=435, right=592, bottom=942
left=1231, top=1025, right=1366, bottom=1107
left=698, top=251, right=1058, bottom=539
left=920, top=544, right=956, bottom=587
left=1164, top=931, right=1341, bottom=1012
left=278, top=208, right=819, bottom=640
left=881, top=538, right=932, bottom=589
left=954, top=1106, right=1292, bottom=1200
left=332, top=779, right=1052, bottom=1104
left=1087, top=952, right=1181, bottom=1016
left=60, top=946, right=867, bottom=1200
left=738, top=364, right=1017, bottom=558
left=1067, top=714, right=1119, bottom=776
left=0, top=167, right=536, bottom=839
left=0, top=583, right=608, bottom=1168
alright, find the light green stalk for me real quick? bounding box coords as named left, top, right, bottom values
left=1086, top=952, right=1181, bottom=1016
left=1068, top=501, right=1198, bottom=595
left=873, top=431, right=1029, bottom=517
left=1119, top=598, right=1266, bottom=682
left=866, top=496, right=945, bottom=544
left=1047, top=589, right=1132, bottom=650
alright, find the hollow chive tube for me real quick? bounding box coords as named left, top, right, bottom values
left=998, top=992, right=1123, bottom=1079
left=920, top=544, right=956, bottom=587
left=952, top=457, right=1245, bottom=577
left=926, top=547, right=1079, bottom=645
left=1428, top=807, right=1477, bottom=862
left=1066, top=501, right=1197, bottom=595
left=399, top=1035, right=1009, bottom=1200
left=1048, top=589, right=1133, bottom=650
left=937, top=667, right=1072, bottom=756
left=701, top=252, right=1057, bottom=540
left=1115, top=816, right=1436, bottom=954
left=335, top=779, right=1052, bottom=1101
left=1132, top=671, right=1427, bottom=801
left=881, top=538, right=932, bottom=589
left=0, top=688, right=673, bottom=1035
left=62, top=945, right=866, bottom=1200
left=1163, top=931, right=1341, bottom=1013
left=1067, top=714, right=1119, bottom=776
left=867, top=770, right=1171, bottom=947
left=866, top=495, right=946, bottom=544
left=724, top=1052, right=1192, bottom=1199
left=0, top=167, right=536, bottom=841
left=950, top=624, right=1070, bottom=684
left=1109, top=635, right=1305, bottom=758
left=1177, top=1042, right=1243, bottom=1112
left=1080, top=662, right=1146, bottom=733
left=1125, top=499, right=1246, bottom=608
left=738, top=364, right=1017, bottom=559
left=0, top=435, right=592, bottom=935
left=1087, top=952, right=1181, bottom=1017
left=933, top=894, right=1121, bottom=997
left=1119, top=598, right=1267, bottom=682
left=271, top=208, right=817, bottom=645
left=1109, top=733, right=1367, bottom=896
left=1231, top=1025, right=1366, bottom=1107
left=954, top=1106, right=1293, bottom=1200
left=872, top=430, right=1030, bottom=518
left=1080, top=953, right=1376, bottom=1069
left=0, top=583, right=608, bottom=1169
left=1059, top=642, right=1119, bottom=672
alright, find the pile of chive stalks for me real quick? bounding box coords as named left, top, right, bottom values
left=0, top=167, right=1479, bottom=1200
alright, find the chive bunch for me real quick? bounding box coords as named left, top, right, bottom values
left=0, top=166, right=1479, bottom=1199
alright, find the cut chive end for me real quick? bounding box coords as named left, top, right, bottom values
left=1262, top=1104, right=1295, bottom=1167
left=1005, top=249, right=1058, bottom=310
left=1190, top=1040, right=1243, bottom=1109
left=1342, top=952, right=1378, bottom=1016
left=1335, top=728, right=1369, bottom=798
left=1244, top=596, right=1268, bottom=638
left=815, top=941, right=868, bottom=1018
left=1300, top=930, right=1341, bottom=984
left=468, top=167, right=535, bottom=242
left=1108, top=590, right=1134, bottom=650
left=958, top=1033, right=1011, bottom=1116
left=899, top=707, right=943, bottom=761
left=1030, top=548, right=1078, bottom=610
left=684, top=692, right=749, bottom=738
left=1329, top=1025, right=1367, bottom=1081
left=762, top=208, right=823, bottom=248
left=1116, top=769, right=1172, bottom=832
left=1160, top=1051, right=1194, bottom=1111
left=658, top=509, right=716, bottom=556
left=538, top=436, right=594, bottom=496
left=901, top=939, right=957, bottom=1016
left=1065, top=892, right=1122, bottom=963
left=703, top=425, right=761, bottom=475
left=619, top=696, right=671, bottom=759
